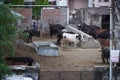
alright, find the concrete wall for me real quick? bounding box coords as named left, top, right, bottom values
left=94, top=0, right=111, bottom=7
left=85, top=11, right=102, bottom=27
left=76, top=9, right=102, bottom=27
left=88, top=0, right=111, bottom=7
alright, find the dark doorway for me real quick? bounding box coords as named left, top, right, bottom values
left=102, top=15, right=110, bottom=29
left=49, top=1, right=56, bottom=5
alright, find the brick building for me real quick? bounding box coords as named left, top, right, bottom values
left=13, top=8, right=32, bottom=30
left=41, top=7, right=67, bottom=35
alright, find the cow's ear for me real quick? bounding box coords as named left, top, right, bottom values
left=79, top=34, right=81, bottom=38
left=76, top=36, right=78, bottom=38
left=76, top=36, right=80, bottom=39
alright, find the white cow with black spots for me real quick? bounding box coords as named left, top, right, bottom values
left=61, top=33, right=84, bottom=48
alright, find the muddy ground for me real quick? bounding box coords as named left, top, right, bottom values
left=15, top=36, right=108, bottom=71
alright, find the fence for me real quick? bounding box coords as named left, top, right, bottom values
left=7, top=65, right=120, bottom=80
left=40, top=67, right=120, bottom=80
left=40, top=71, right=95, bottom=80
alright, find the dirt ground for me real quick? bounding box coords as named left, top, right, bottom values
left=15, top=36, right=107, bottom=71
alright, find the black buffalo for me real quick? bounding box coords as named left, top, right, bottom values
left=49, top=23, right=65, bottom=38
left=6, top=57, right=34, bottom=66
left=77, top=23, right=90, bottom=34
left=77, top=23, right=100, bottom=39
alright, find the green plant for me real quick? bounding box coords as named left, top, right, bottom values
left=0, top=1, right=17, bottom=79
left=33, top=0, right=49, bottom=19
left=43, top=0, right=49, bottom=5
left=11, top=0, right=24, bottom=5
left=22, top=32, right=29, bottom=39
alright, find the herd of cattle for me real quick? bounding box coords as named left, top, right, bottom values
left=49, top=23, right=84, bottom=48
left=77, top=23, right=110, bottom=63
left=49, top=23, right=111, bottom=64
left=5, top=23, right=120, bottom=67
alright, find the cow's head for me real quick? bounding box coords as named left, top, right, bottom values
left=76, top=34, right=81, bottom=40
left=76, top=34, right=85, bottom=41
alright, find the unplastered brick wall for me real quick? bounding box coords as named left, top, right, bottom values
left=13, top=8, right=32, bottom=30
left=41, top=8, right=67, bottom=35
left=42, top=9, right=62, bottom=23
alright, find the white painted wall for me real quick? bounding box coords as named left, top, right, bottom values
left=94, top=0, right=111, bottom=7
left=88, top=0, right=94, bottom=7
left=56, top=0, right=67, bottom=6
left=24, top=0, right=35, bottom=2
left=69, top=0, right=88, bottom=10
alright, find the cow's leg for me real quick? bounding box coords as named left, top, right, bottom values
left=106, top=58, right=109, bottom=64
left=68, top=41, right=70, bottom=47
left=74, top=42, right=77, bottom=48
left=101, top=54, right=105, bottom=63
left=28, top=61, right=33, bottom=66
left=28, top=37, right=32, bottom=43
left=63, top=40, right=68, bottom=47
left=26, top=38, right=29, bottom=43
left=106, top=57, right=109, bottom=64
left=61, top=43, right=63, bottom=47
left=50, top=31, right=53, bottom=38
left=78, top=40, right=81, bottom=47
left=64, top=42, right=66, bottom=47
left=61, top=39, right=64, bottom=47
left=63, top=41, right=66, bottom=47
left=57, top=38, right=61, bottom=45
left=30, top=37, right=32, bottom=42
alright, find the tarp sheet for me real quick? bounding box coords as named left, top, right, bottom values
left=33, top=41, right=59, bottom=56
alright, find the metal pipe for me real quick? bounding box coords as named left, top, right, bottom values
left=12, top=5, right=68, bottom=7
left=112, top=0, right=118, bottom=80
left=115, top=65, right=117, bottom=80
left=109, top=0, right=113, bottom=80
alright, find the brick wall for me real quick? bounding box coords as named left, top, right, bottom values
left=13, top=8, right=32, bottom=30
left=42, top=9, right=62, bottom=22
left=41, top=8, right=67, bottom=35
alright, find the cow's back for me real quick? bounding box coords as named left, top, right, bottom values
left=63, top=33, right=78, bottom=42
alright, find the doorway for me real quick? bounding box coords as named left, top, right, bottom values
left=101, top=15, right=110, bottom=29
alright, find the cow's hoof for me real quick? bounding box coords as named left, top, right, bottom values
left=102, top=61, right=105, bottom=64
